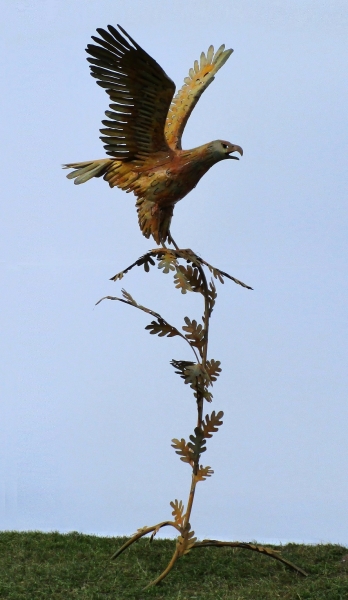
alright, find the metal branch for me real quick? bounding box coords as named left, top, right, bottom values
left=111, top=521, right=181, bottom=560
left=96, top=293, right=200, bottom=361
left=143, top=547, right=180, bottom=590
left=191, top=540, right=308, bottom=577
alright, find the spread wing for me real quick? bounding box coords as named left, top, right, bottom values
left=165, top=45, right=233, bottom=150
left=86, top=25, right=176, bottom=160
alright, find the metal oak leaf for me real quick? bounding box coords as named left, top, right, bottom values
left=201, top=388, right=213, bottom=402
left=173, top=265, right=193, bottom=294
left=156, top=250, right=177, bottom=274
left=188, top=427, right=206, bottom=461
left=145, top=319, right=181, bottom=338
left=174, top=264, right=203, bottom=295
left=141, top=254, right=156, bottom=273
left=111, top=271, right=124, bottom=282
left=170, top=499, right=185, bottom=528
left=176, top=526, right=197, bottom=556
left=182, top=264, right=204, bottom=293
left=207, top=280, right=217, bottom=315
left=196, top=465, right=214, bottom=482
left=207, top=264, right=225, bottom=284
left=202, top=410, right=224, bottom=439
left=171, top=438, right=194, bottom=466
left=149, top=523, right=162, bottom=542
left=121, top=289, right=137, bottom=306
left=182, top=317, right=205, bottom=355
left=205, top=359, right=222, bottom=382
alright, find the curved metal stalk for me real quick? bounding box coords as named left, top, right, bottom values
left=176, top=262, right=209, bottom=543
left=143, top=547, right=180, bottom=590
left=195, top=261, right=210, bottom=428
left=191, top=540, right=308, bottom=577
left=111, top=521, right=180, bottom=560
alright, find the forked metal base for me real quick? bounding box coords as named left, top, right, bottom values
left=111, top=520, right=308, bottom=589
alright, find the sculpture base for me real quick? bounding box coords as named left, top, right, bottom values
left=111, top=520, right=308, bottom=589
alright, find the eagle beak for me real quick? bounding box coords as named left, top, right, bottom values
left=227, top=145, right=243, bottom=160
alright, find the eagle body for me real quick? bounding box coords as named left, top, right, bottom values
left=64, top=25, right=242, bottom=244
left=134, top=143, right=226, bottom=242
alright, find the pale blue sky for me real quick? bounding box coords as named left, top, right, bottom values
left=1, top=0, right=347, bottom=544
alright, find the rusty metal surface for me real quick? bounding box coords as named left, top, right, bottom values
left=66, top=24, right=306, bottom=591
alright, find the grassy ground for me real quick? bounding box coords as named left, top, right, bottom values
left=0, top=531, right=347, bottom=599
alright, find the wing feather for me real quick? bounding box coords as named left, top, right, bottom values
left=86, top=25, right=176, bottom=160
left=165, top=44, right=233, bottom=150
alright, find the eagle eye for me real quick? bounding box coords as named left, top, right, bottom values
left=222, top=143, right=228, bottom=149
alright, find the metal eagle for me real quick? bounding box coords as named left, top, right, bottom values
left=64, top=24, right=243, bottom=245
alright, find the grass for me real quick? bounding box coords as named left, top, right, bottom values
left=0, top=531, right=347, bottom=599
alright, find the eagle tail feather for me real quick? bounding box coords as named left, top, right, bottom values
left=63, top=159, right=113, bottom=185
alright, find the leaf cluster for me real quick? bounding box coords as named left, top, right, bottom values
left=173, top=264, right=204, bottom=295
left=171, top=411, right=224, bottom=479
left=170, top=356, right=221, bottom=402
left=176, top=524, right=197, bottom=556
left=170, top=360, right=212, bottom=402
left=170, top=429, right=207, bottom=467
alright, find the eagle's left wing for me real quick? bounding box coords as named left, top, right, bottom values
left=165, top=44, right=233, bottom=150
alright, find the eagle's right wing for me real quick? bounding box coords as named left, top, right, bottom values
left=86, top=25, right=176, bottom=161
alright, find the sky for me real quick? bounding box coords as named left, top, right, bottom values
left=1, top=0, right=347, bottom=544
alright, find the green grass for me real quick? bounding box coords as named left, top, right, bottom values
left=1, top=531, right=347, bottom=599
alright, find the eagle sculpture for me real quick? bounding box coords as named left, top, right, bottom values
left=64, top=25, right=243, bottom=246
